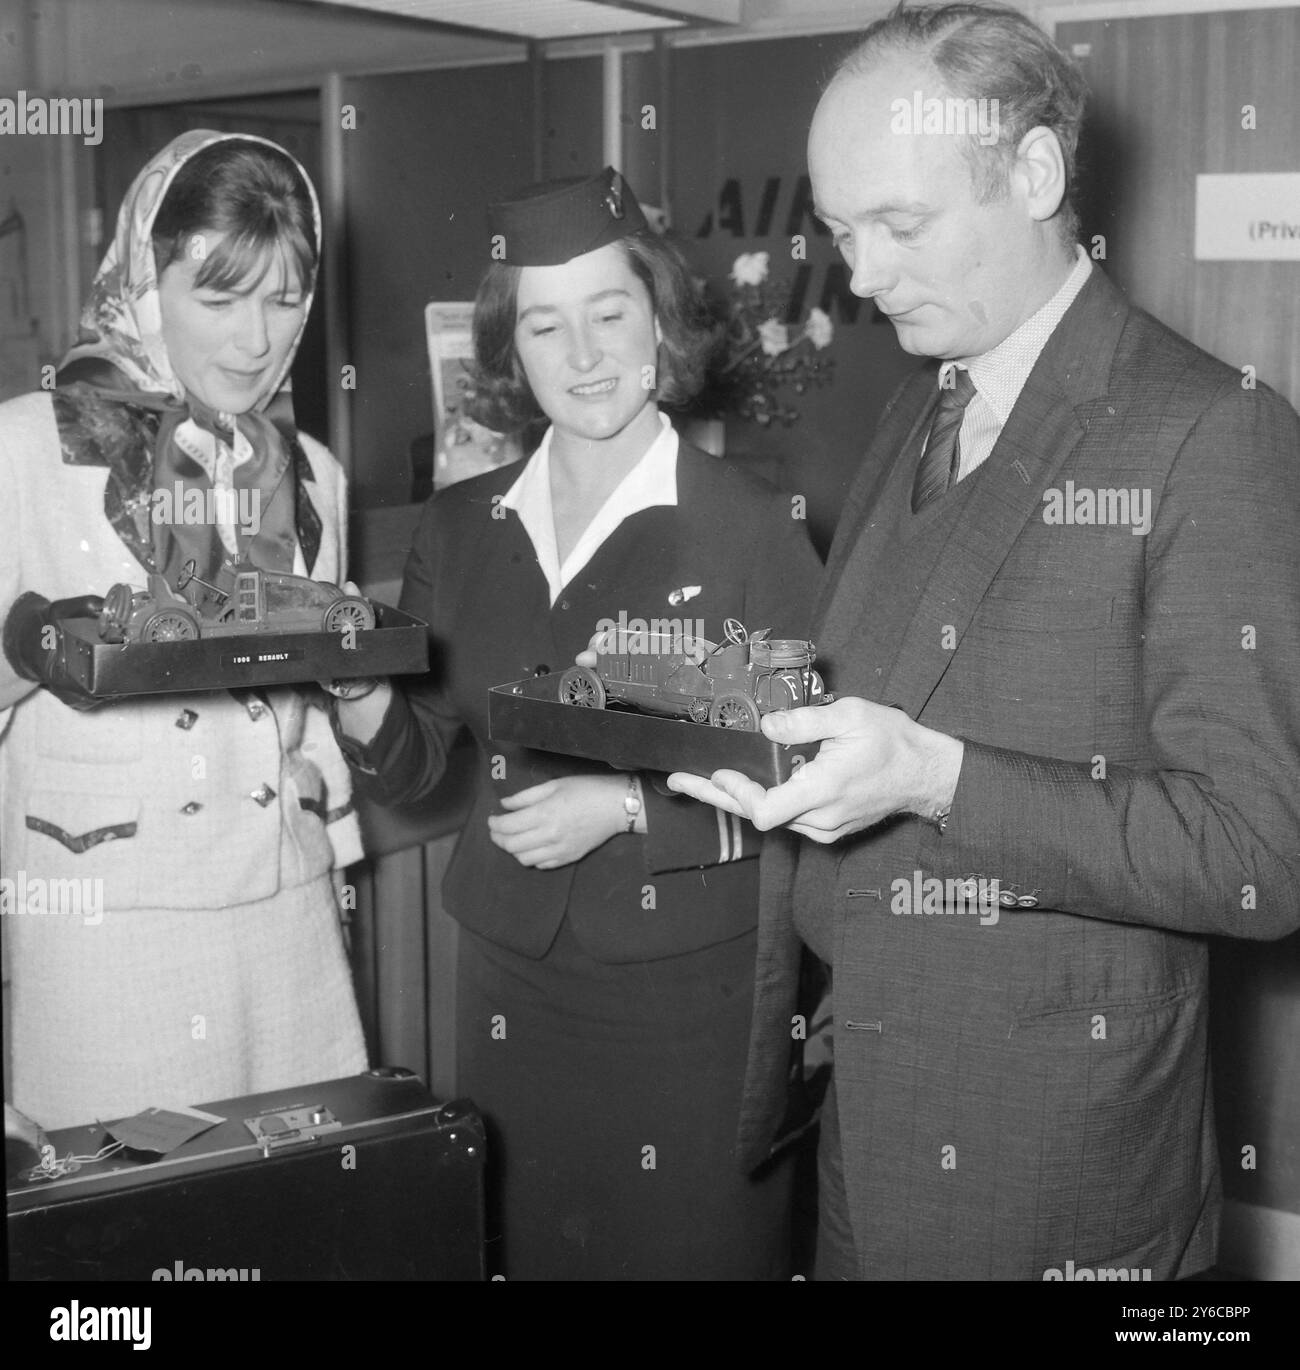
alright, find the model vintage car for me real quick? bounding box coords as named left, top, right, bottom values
left=98, top=558, right=376, bottom=644
left=557, top=618, right=829, bottom=731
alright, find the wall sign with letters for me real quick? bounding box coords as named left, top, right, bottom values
left=1194, top=173, right=1300, bottom=261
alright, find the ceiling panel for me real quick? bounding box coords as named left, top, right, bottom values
left=306, top=0, right=693, bottom=39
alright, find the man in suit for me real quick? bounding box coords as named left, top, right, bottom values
left=671, top=2, right=1300, bottom=1280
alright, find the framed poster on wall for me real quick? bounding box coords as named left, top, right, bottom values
left=424, top=301, right=523, bottom=491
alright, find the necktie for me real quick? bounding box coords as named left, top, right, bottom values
left=911, top=367, right=977, bottom=513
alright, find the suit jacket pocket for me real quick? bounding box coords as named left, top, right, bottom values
left=975, top=583, right=1115, bottom=633
left=21, top=791, right=143, bottom=910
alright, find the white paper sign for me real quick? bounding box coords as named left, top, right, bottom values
left=1194, top=173, right=1300, bottom=261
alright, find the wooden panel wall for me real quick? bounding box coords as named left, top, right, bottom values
left=1062, top=8, right=1300, bottom=408
left=1062, top=8, right=1300, bottom=1248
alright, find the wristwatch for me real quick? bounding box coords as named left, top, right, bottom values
left=623, top=775, right=642, bottom=833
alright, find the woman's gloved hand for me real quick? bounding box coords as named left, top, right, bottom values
left=2, top=591, right=106, bottom=711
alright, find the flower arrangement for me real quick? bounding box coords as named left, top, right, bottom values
left=698, top=251, right=835, bottom=427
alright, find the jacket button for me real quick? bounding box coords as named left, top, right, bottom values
left=174, top=709, right=198, bottom=730
left=180, top=801, right=203, bottom=815
left=250, top=784, right=277, bottom=807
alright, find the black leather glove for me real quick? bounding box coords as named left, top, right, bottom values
left=2, top=591, right=106, bottom=712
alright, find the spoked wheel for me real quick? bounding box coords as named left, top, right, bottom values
left=140, top=607, right=200, bottom=643
left=709, top=691, right=760, bottom=730
left=99, top=583, right=134, bottom=642
left=323, top=596, right=376, bottom=633
left=687, top=698, right=711, bottom=724
left=557, top=666, right=606, bottom=709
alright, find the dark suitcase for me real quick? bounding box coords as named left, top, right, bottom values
left=6, top=1069, right=484, bottom=1281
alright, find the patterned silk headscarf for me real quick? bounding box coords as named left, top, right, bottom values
left=55, top=129, right=325, bottom=585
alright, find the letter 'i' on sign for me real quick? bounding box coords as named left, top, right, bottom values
left=341, top=1144, right=357, bottom=1169
left=491, top=754, right=506, bottom=779
left=941, top=1144, right=957, bottom=1170
left=791, top=1014, right=807, bottom=1040
left=641, top=884, right=656, bottom=910
left=491, top=1014, right=506, bottom=1040
left=641, top=1145, right=656, bottom=1170
left=191, top=1014, right=206, bottom=1040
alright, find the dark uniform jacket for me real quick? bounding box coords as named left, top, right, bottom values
left=346, top=439, right=822, bottom=964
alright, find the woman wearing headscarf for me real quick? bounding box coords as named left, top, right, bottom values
left=0, top=130, right=367, bottom=1130
left=332, top=168, right=823, bottom=1279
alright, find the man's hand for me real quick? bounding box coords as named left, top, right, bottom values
left=667, top=697, right=964, bottom=843
left=488, top=774, right=631, bottom=869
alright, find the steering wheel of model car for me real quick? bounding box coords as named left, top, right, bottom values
left=722, top=618, right=748, bottom=647
left=176, top=558, right=197, bottom=591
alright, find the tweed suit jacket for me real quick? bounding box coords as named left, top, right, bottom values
left=737, top=267, right=1300, bottom=1279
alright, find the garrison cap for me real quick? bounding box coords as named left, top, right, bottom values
left=488, top=166, right=647, bottom=266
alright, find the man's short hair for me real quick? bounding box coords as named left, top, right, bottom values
left=833, top=2, right=1089, bottom=243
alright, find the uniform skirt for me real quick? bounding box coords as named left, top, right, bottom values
left=457, top=915, right=793, bottom=1280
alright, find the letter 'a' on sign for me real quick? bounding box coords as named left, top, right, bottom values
left=1194, top=173, right=1300, bottom=260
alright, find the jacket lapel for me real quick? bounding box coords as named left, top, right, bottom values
left=815, top=369, right=937, bottom=647
left=879, top=268, right=1131, bottom=720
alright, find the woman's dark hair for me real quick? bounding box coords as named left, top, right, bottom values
left=151, top=138, right=317, bottom=294
left=466, top=230, right=715, bottom=434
